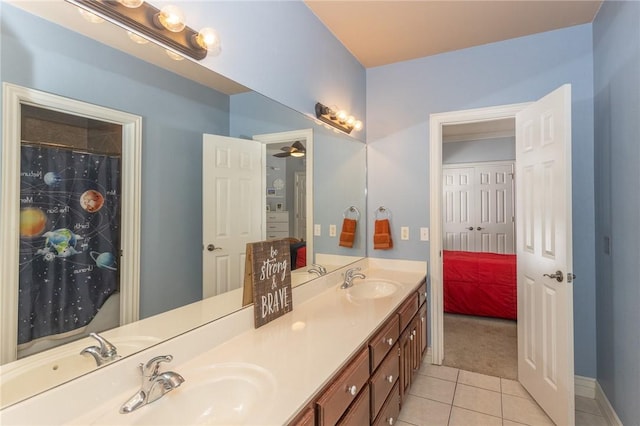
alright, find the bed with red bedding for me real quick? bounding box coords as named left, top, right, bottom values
left=443, top=250, right=517, bottom=320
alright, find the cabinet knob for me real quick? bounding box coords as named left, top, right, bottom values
left=386, top=375, right=394, bottom=383
left=410, top=334, right=414, bottom=341
left=385, top=337, right=393, bottom=346
left=412, top=330, right=417, bottom=337
left=346, top=385, right=357, bottom=396
left=421, top=316, right=425, bottom=322
left=387, top=417, right=394, bottom=425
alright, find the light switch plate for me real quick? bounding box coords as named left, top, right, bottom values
left=329, top=224, right=336, bottom=237
left=420, top=227, right=430, bottom=241
left=400, top=226, right=409, bottom=240
left=314, top=224, right=321, bottom=236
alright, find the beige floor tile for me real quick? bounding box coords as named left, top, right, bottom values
left=502, top=394, right=554, bottom=426
left=458, top=370, right=501, bottom=392
left=420, top=363, right=460, bottom=382
left=398, top=394, right=452, bottom=426
left=453, top=383, right=502, bottom=417
left=576, top=395, right=604, bottom=416
left=575, top=410, right=610, bottom=426
left=502, top=420, right=529, bottom=426
left=500, top=378, right=532, bottom=399
left=449, top=406, right=502, bottom=426
left=410, top=375, right=457, bottom=404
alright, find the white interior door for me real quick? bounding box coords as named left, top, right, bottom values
left=202, top=134, right=263, bottom=299
left=294, top=171, right=306, bottom=240
left=443, top=163, right=514, bottom=253
left=516, top=84, right=574, bottom=426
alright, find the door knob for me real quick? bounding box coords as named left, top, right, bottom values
left=466, top=227, right=474, bottom=231
left=543, top=270, right=564, bottom=282
left=206, top=244, right=222, bottom=252
left=476, top=227, right=484, bottom=231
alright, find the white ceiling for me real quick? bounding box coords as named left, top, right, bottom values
left=305, top=0, right=603, bottom=68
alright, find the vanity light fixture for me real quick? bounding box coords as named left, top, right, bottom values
left=68, top=0, right=221, bottom=60
left=315, top=102, right=363, bottom=134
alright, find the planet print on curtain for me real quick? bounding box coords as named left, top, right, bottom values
left=18, top=144, right=120, bottom=346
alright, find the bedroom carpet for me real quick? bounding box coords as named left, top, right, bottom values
left=443, top=313, right=518, bottom=380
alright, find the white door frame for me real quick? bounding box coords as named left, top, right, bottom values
left=253, top=129, right=313, bottom=266
left=0, top=83, right=141, bottom=364
left=429, top=102, right=529, bottom=364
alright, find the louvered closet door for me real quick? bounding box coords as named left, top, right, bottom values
left=443, top=162, right=515, bottom=253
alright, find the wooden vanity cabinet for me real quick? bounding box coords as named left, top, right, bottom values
left=315, top=347, right=370, bottom=426
left=373, top=382, right=400, bottom=426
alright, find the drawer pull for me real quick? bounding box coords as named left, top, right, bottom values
left=386, top=375, right=394, bottom=383
left=410, top=334, right=414, bottom=341
left=412, top=330, right=417, bottom=337
left=384, top=337, right=393, bottom=346
left=387, top=417, right=394, bottom=425
left=346, top=385, right=357, bottom=396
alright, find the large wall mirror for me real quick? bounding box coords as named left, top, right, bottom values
left=0, top=2, right=366, bottom=408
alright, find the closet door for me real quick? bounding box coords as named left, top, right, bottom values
left=442, top=167, right=475, bottom=251
left=443, top=162, right=514, bottom=253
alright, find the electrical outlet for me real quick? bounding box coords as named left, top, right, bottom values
left=329, top=224, right=337, bottom=237
left=401, top=226, right=409, bottom=240
left=314, top=224, right=321, bottom=236
left=420, top=227, right=430, bottom=241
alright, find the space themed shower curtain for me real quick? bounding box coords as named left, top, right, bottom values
left=18, top=144, right=120, bottom=346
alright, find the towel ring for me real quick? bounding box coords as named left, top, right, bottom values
left=343, top=206, right=360, bottom=221
left=375, top=206, right=391, bottom=219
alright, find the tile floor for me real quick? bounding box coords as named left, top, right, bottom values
left=397, top=361, right=610, bottom=426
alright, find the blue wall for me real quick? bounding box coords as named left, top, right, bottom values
left=593, top=1, right=640, bottom=424
left=366, top=24, right=597, bottom=377
left=1, top=5, right=230, bottom=318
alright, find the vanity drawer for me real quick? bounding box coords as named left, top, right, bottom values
left=316, top=347, right=369, bottom=426
left=418, top=279, right=427, bottom=307
left=267, top=222, right=289, bottom=232
left=267, top=231, right=289, bottom=239
left=267, top=212, right=288, bottom=222
left=369, top=315, right=399, bottom=372
left=370, top=343, right=399, bottom=419
left=337, top=383, right=370, bottom=426
left=373, top=382, right=400, bottom=426
left=398, top=292, right=419, bottom=331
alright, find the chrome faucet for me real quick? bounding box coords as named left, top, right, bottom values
left=80, top=332, right=119, bottom=366
left=308, top=263, right=327, bottom=276
left=341, top=267, right=366, bottom=289
left=120, top=355, right=185, bottom=414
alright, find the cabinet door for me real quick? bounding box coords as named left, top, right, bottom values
left=417, top=303, right=428, bottom=359
left=398, top=327, right=412, bottom=406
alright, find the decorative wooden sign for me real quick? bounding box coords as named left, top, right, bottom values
left=242, top=239, right=293, bottom=328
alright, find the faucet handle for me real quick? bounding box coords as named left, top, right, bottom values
left=89, top=332, right=117, bottom=357
left=312, top=263, right=327, bottom=274
left=141, top=355, right=173, bottom=377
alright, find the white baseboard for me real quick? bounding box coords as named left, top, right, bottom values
left=575, top=375, right=597, bottom=398
left=595, top=381, right=624, bottom=426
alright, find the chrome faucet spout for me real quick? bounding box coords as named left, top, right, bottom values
left=308, top=263, right=327, bottom=276
left=120, top=354, right=185, bottom=414
left=80, top=332, right=118, bottom=366
left=341, top=267, right=366, bottom=289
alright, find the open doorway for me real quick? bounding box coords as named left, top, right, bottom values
left=440, top=119, right=517, bottom=378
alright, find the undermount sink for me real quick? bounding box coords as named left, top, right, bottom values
left=345, top=279, right=401, bottom=300
left=111, top=363, right=277, bottom=425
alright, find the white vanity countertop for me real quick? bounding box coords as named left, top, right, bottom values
left=0, top=259, right=426, bottom=425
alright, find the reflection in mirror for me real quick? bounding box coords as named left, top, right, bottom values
left=0, top=2, right=366, bottom=409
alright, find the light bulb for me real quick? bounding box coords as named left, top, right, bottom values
left=165, top=49, right=184, bottom=61
left=118, top=0, right=144, bottom=7
left=194, top=27, right=221, bottom=51
left=337, top=110, right=348, bottom=123
left=127, top=31, right=149, bottom=44
left=346, top=116, right=356, bottom=127
left=353, top=120, right=364, bottom=131
left=156, top=5, right=186, bottom=32
left=78, top=8, right=104, bottom=24
left=329, top=105, right=339, bottom=119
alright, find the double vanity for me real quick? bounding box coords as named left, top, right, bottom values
left=0, top=258, right=427, bottom=425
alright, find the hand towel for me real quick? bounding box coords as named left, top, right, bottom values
left=339, top=218, right=357, bottom=248
left=374, top=219, right=393, bottom=250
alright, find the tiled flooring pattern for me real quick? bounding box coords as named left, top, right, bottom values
left=397, top=361, right=610, bottom=426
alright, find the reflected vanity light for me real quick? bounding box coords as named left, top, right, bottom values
left=315, top=102, right=363, bottom=134
left=68, top=0, right=221, bottom=60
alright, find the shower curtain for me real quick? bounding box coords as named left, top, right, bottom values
left=18, top=144, right=121, bottom=345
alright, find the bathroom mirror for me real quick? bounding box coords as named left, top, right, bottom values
left=0, top=1, right=367, bottom=408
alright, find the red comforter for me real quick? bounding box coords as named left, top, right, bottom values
left=443, top=250, right=517, bottom=320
